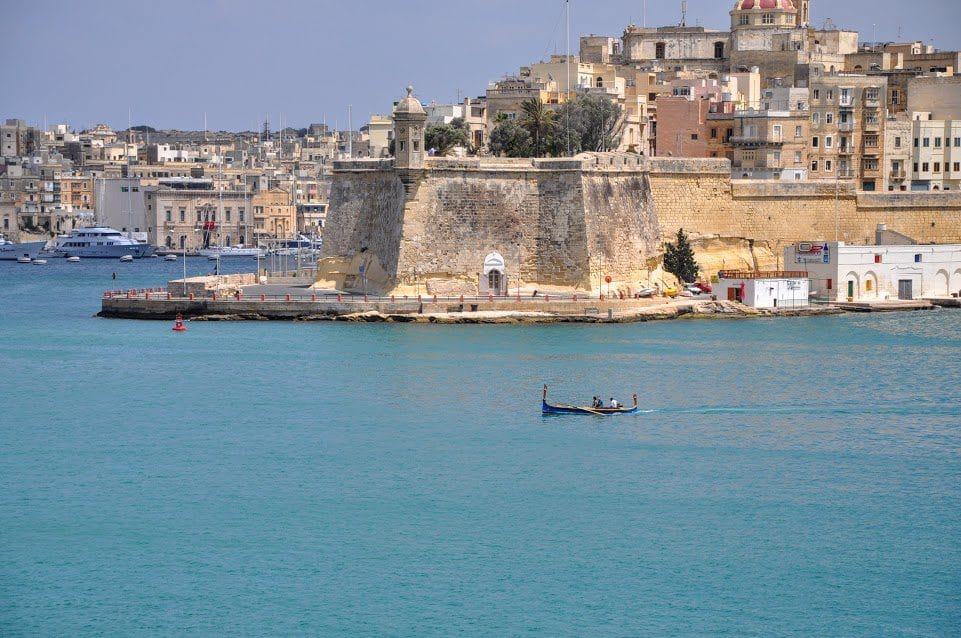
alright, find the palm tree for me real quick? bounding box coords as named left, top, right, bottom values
left=520, top=98, right=555, bottom=157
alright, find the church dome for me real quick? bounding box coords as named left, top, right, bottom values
left=394, top=86, right=426, bottom=115
left=733, top=0, right=796, bottom=10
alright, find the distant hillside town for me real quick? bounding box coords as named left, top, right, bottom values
left=3, top=0, right=961, bottom=250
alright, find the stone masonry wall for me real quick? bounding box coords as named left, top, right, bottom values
left=648, top=159, right=961, bottom=249
left=323, top=155, right=961, bottom=293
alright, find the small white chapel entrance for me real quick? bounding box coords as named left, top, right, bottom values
left=479, top=251, right=508, bottom=296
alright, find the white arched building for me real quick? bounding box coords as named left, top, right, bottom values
left=785, top=241, right=961, bottom=301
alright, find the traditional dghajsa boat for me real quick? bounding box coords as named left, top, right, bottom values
left=541, top=385, right=639, bottom=415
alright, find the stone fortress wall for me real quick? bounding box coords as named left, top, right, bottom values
left=320, top=153, right=961, bottom=294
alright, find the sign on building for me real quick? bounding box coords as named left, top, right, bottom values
left=795, top=242, right=830, bottom=264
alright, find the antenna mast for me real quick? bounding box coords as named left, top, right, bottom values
left=566, top=0, right=571, bottom=156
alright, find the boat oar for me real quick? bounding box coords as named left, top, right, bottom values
left=556, top=402, right=608, bottom=416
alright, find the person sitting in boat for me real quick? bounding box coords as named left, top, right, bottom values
left=609, top=397, right=620, bottom=409
left=592, top=396, right=601, bottom=409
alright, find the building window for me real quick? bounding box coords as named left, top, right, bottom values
left=922, top=162, right=929, bottom=172
left=813, top=89, right=820, bottom=99
left=812, top=112, right=820, bottom=125
left=691, top=133, right=698, bottom=140
left=954, top=162, right=960, bottom=172
left=865, top=279, right=873, bottom=291
left=935, top=137, right=942, bottom=148
left=811, top=160, right=819, bottom=171
left=826, top=112, right=834, bottom=124
left=874, top=254, right=882, bottom=263
left=795, top=125, right=802, bottom=138
left=955, top=137, right=961, bottom=147
left=914, top=253, right=922, bottom=263
left=762, top=12, right=774, bottom=24
left=655, top=42, right=666, bottom=59
left=739, top=14, right=748, bottom=25
left=196, top=211, right=202, bottom=222
left=710, top=128, right=717, bottom=139
left=923, top=137, right=930, bottom=147
left=812, top=136, right=819, bottom=148
left=934, top=162, right=941, bottom=172
left=165, top=210, right=172, bottom=222
left=714, top=42, right=724, bottom=58
left=179, top=210, right=185, bottom=222
left=894, top=136, right=901, bottom=148
left=399, top=140, right=406, bottom=151
left=825, top=160, right=832, bottom=171
left=226, top=210, right=231, bottom=222
left=914, top=138, right=919, bottom=147
left=794, top=151, right=802, bottom=163
left=825, top=136, right=833, bottom=148
left=914, top=162, right=919, bottom=172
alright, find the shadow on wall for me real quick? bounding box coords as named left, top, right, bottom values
left=313, top=253, right=389, bottom=293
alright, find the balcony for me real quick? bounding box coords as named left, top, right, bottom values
left=729, top=134, right=784, bottom=145
left=838, top=121, right=855, bottom=132
left=863, top=120, right=880, bottom=131
left=839, top=95, right=853, bottom=107
left=864, top=96, right=881, bottom=108
left=862, top=146, right=880, bottom=156
left=889, top=169, right=906, bottom=180
left=862, top=164, right=881, bottom=177
left=838, top=145, right=853, bottom=155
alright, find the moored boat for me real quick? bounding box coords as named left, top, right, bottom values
left=0, top=233, right=46, bottom=262
left=199, top=245, right=264, bottom=259
left=50, top=227, right=155, bottom=259
left=541, top=385, right=638, bottom=415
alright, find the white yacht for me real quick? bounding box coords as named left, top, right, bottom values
left=199, top=245, right=264, bottom=259
left=0, top=233, right=46, bottom=261
left=50, top=227, right=155, bottom=259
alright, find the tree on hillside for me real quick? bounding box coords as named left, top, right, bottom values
left=520, top=98, right=555, bottom=157
left=425, top=117, right=470, bottom=156
left=663, top=228, right=700, bottom=283
left=489, top=114, right=533, bottom=158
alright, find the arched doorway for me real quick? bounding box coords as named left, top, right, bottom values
left=934, top=269, right=950, bottom=296
left=481, top=251, right=507, bottom=296
left=863, top=270, right=879, bottom=299
left=953, top=269, right=961, bottom=295
left=843, top=272, right=860, bottom=300
left=165, top=235, right=173, bottom=248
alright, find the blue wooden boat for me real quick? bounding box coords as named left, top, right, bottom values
left=542, top=385, right=638, bottom=415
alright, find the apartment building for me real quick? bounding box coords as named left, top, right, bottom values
left=808, top=74, right=887, bottom=190
left=884, top=115, right=912, bottom=190
left=145, top=183, right=251, bottom=251
left=251, top=187, right=296, bottom=239
left=909, top=113, right=961, bottom=191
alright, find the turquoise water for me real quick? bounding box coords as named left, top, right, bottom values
left=2, top=259, right=960, bottom=636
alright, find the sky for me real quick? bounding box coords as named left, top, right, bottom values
left=4, top=0, right=960, bottom=132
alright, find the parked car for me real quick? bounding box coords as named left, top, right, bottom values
left=697, top=281, right=713, bottom=293
left=635, top=287, right=656, bottom=298
left=683, top=283, right=703, bottom=295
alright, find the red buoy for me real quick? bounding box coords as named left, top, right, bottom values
left=172, top=313, right=187, bottom=332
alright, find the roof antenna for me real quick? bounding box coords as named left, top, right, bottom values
left=680, top=0, right=687, bottom=27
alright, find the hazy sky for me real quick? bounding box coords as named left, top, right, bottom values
left=5, top=0, right=960, bottom=131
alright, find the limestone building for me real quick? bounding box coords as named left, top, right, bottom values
left=318, top=87, right=961, bottom=296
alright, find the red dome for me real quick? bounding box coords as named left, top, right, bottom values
left=735, top=0, right=796, bottom=10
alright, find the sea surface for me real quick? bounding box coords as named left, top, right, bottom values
left=1, top=258, right=960, bottom=636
